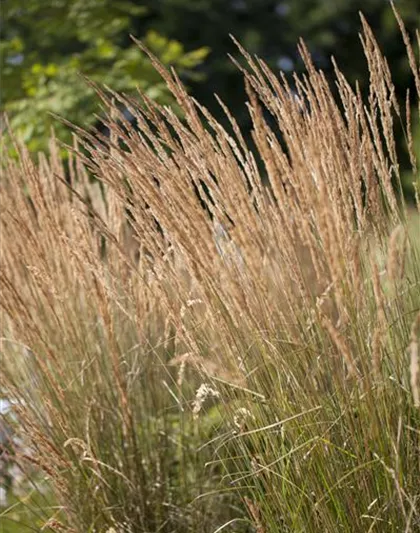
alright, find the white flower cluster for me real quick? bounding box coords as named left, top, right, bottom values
left=192, top=383, right=220, bottom=418
left=233, top=407, right=255, bottom=432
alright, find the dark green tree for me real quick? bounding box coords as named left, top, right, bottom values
left=137, top=2, right=417, bottom=105
left=139, top=0, right=419, bottom=191
left=1, top=0, right=419, bottom=180
left=1, top=0, right=209, bottom=151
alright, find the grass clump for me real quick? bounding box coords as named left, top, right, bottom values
left=1, top=7, right=420, bottom=533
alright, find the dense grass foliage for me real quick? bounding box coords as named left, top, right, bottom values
left=1, top=8, right=420, bottom=532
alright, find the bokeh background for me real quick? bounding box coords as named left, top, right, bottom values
left=1, top=0, right=419, bottom=191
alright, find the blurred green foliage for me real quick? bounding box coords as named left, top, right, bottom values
left=143, top=0, right=419, bottom=194
left=139, top=1, right=419, bottom=121
left=1, top=0, right=419, bottom=184
left=1, top=0, right=209, bottom=151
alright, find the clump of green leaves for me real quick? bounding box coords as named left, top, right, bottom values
left=1, top=0, right=209, bottom=152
